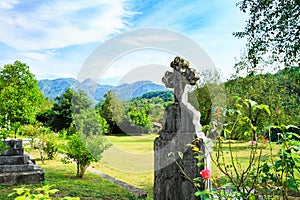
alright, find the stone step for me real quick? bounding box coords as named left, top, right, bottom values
left=0, top=164, right=34, bottom=173
left=0, top=155, right=30, bottom=165
left=0, top=166, right=44, bottom=186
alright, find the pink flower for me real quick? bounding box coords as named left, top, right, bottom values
left=200, top=169, right=211, bottom=180
left=275, top=109, right=280, bottom=114
left=249, top=141, right=257, bottom=146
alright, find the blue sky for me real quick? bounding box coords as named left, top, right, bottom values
left=0, top=0, right=247, bottom=85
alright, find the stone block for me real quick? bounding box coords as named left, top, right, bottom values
left=0, top=166, right=44, bottom=186
left=0, top=155, right=30, bottom=165
left=1, top=139, right=24, bottom=156
left=0, top=164, right=35, bottom=173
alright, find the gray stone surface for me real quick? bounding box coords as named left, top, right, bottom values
left=1, top=139, right=24, bottom=156
left=0, top=155, right=30, bottom=165
left=0, top=166, right=44, bottom=186
left=154, top=57, right=204, bottom=200
left=0, top=139, right=44, bottom=186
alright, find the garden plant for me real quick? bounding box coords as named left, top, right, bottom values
left=175, top=98, right=300, bottom=199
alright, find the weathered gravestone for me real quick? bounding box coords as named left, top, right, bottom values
left=154, top=57, right=211, bottom=200
left=0, top=139, right=44, bottom=186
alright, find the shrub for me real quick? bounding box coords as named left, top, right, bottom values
left=42, top=133, right=59, bottom=160
left=62, top=133, right=111, bottom=178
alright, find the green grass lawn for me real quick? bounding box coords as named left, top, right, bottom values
left=0, top=149, right=137, bottom=200
left=1, top=135, right=298, bottom=199
left=93, top=134, right=157, bottom=200
left=95, top=135, right=299, bottom=199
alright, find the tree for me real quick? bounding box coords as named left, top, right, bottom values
left=189, top=69, right=226, bottom=127
left=99, top=90, right=125, bottom=134
left=226, top=66, right=300, bottom=130
left=0, top=61, right=44, bottom=137
left=47, top=88, right=74, bottom=132
left=62, top=133, right=110, bottom=178
left=63, top=91, right=111, bottom=178
left=234, top=0, right=299, bottom=72
left=128, top=108, right=152, bottom=132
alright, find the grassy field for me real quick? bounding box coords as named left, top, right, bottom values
left=93, top=134, right=157, bottom=200
left=0, top=149, right=137, bottom=200
left=94, top=135, right=299, bottom=198
left=0, top=135, right=298, bottom=199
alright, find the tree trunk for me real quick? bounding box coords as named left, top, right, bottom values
left=77, top=163, right=86, bottom=178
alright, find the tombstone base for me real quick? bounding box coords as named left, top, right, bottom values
left=0, top=166, right=44, bottom=186
left=0, top=139, right=44, bottom=186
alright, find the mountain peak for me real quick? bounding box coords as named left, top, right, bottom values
left=38, top=78, right=167, bottom=103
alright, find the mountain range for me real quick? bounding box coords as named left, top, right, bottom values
left=38, top=78, right=168, bottom=103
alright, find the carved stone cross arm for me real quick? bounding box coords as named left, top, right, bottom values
left=162, top=56, right=200, bottom=88
left=162, top=56, right=200, bottom=102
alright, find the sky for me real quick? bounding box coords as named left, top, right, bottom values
left=0, top=0, right=247, bottom=85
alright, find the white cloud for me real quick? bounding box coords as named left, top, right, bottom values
left=0, top=0, right=20, bottom=10
left=0, top=0, right=134, bottom=51
left=0, top=0, right=248, bottom=81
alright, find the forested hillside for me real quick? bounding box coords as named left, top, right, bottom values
left=192, top=66, right=300, bottom=139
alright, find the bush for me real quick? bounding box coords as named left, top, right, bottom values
left=42, top=133, right=59, bottom=160
left=62, top=133, right=111, bottom=178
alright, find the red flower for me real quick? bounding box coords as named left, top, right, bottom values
left=275, top=109, right=280, bottom=114
left=263, top=139, right=269, bottom=143
left=200, top=169, right=211, bottom=180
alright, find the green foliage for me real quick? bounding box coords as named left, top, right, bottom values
left=234, top=0, right=299, bottom=69
left=36, top=98, right=53, bottom=125
left=8, top=185, right=79, bottom=200
left=20, top=124, right=41, bottom=148
left=0, top=61, right=44, bottom=137
left=223, top=97, right=271, bottom=140
left=190, top=67, right=299, bottom=140
left=62, top=90, right=111, bottom=178
left=258, top=125, right=300, bottom=198
left=96, top=114, right=109, bottom=134
left=62, top=133, right=111, bottom=178
left=98, top=90, right=125, bottom=134
left=138, top=90, right=174, bottom=102
left=195, top=99, right=299, bottom=199
left=128, top=109, right=152, bottom=133
left=226, top=67, right=300, bottom=129
left=47, top=89, right=74, bottom=132
left=42, top=132, right=59, bottom=160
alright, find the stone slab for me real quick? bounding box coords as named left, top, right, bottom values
left=0, top=164, right=34, bottom=173
left=0, top=166, right=44, bottom=186
left=0, top=155, right=30, bottom=165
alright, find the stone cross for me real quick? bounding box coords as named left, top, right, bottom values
left=154, top=57, right=204, bottom=200
left=162, top=56, right=199, bottom=103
